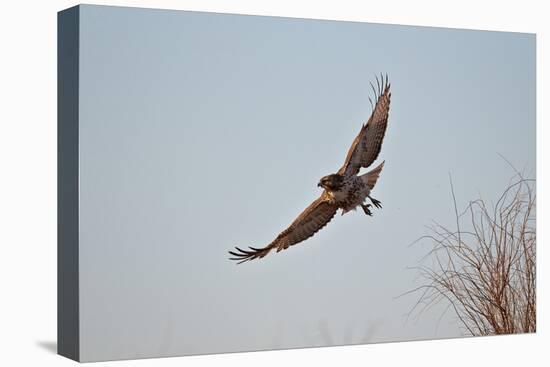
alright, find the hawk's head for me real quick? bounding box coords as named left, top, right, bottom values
left=318, top=174, right=344, bottom=191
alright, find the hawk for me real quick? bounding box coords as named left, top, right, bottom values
left=229, top=75, right=391, bottom=264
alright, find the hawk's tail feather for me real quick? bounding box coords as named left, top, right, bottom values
left=362, top=160, right=385, bottom=190
left=228, top=245, right=273, bottom=264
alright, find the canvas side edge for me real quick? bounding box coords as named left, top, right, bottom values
left=57, top=5, right=80, bottom=362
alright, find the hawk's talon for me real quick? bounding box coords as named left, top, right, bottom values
left=369, top=196, right=382, bottom=209
left=361, top=204, right=373, bottom=216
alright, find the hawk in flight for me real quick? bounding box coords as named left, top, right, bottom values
left=229, top=75, right=391, bottom=264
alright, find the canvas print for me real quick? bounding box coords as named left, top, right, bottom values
left=57, top=4, right=536, bottom=362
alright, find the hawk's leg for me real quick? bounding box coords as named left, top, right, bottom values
left=361, top=204, right=373, bottom=216
left=369, top=196, right=382, bottom=209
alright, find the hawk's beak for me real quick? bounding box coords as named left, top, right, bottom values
left=317, top=182, right=322, bottom=188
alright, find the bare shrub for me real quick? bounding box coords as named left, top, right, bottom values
left=405, top=171, right=536, bottom=336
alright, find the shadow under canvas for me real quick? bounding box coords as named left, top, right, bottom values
left=36, top=341, right=57, bottom=354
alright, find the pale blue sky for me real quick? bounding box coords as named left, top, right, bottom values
left=76, top=4, right=535, bottom=361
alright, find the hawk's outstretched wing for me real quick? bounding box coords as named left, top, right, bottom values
left=337, top=75, right=391, bottom=177
left=229, top=194, right=338, bottom=264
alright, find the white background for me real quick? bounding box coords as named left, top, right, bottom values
left=0, top=0, right=546, bottom=366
